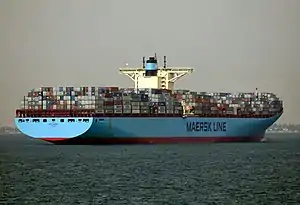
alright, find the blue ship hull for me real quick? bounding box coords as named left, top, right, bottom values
left=14, top=112, right=282, bottom=144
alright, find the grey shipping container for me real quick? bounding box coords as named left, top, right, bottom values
left=123, top=109, right=131, bottom=113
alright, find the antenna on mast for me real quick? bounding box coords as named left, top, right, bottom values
left=142, top=57, right=145, bottom=68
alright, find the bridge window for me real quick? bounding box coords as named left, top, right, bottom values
left=26, top=119, right=29, bottom=122
left=60, top=119, right=64, bottom=122
left=18, top=119, right=23, bottom=123
left=68, top=119, right=75, bottom=122
left=52, top=119, right=55, bottom=122
left=43, top=119, right=47, bottom=122
left=83, top=119, right=89, bottom=122
left=33, top=119, right=40, bottom=122
left=78, top=119, right=82, bottom=122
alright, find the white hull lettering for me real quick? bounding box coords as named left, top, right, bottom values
left=186, top=122, right=227, bottom=132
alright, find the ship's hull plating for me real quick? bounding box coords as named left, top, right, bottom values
left=14, top=112, right=282, bottom=144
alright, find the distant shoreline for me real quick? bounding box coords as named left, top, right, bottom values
left=266, top=131, right=299, bottom=134
left=0, top=133, right=21, bottom=135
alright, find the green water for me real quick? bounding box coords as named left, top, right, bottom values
left=0, top=134, right=300, bottom=205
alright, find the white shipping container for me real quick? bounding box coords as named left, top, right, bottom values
left=132, top=106, right=140, bottom=110
left=114, top=110, right=123, bottom=113
left=132, top=110, right=140, bottom=113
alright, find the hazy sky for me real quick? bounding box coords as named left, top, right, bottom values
left=0, top=0, right=299, bottom=125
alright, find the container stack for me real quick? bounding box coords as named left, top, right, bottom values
left=19, top=86, right=282, bottom=116
left=173, top=90, right=283, bottom=115
left=122, top=93, right=132, bottom=114
left=20, top=86, right=115, bottom=111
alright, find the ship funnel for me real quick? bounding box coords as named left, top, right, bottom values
left=142, top=57, right=145, bottom=68
left=145, top=55, right=158, bottom=77
left=164, top=56, right=167, bottom=68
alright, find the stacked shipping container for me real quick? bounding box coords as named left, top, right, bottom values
left=173, top=90, right=283, bottom=116
left=18, top=86, right=282, bottom=116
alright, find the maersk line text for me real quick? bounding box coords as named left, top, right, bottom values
left=186, top=122, right=227, bottom=132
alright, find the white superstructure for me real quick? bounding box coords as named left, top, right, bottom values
left=119, top=55, right=193, bottom=92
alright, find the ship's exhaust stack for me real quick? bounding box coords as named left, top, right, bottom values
left=145, top=55, right=158, bottom=77
left=164, top=56, right=167, bottom=68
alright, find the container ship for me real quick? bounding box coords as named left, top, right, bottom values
left=14, top=55, right=283, bottom=144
